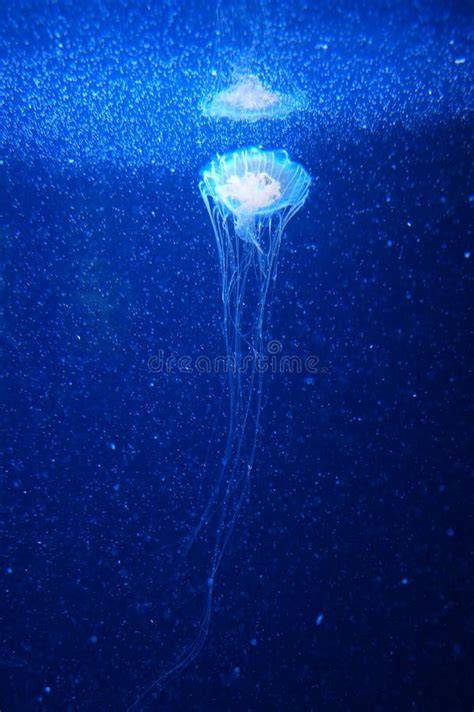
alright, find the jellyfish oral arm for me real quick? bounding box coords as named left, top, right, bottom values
left=234, top=212, right=262, bottom=251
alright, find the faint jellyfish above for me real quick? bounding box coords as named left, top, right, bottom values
left=202, top=75, right=301, bottom=121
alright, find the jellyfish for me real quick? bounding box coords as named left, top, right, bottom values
left=128, top=148, right=310, bottom=710
left=193, top=147, right=310, bottom=643
left=202, top=75, right=302, bottom=122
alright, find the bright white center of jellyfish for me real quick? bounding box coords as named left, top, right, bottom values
left=216, top=171, right=282, bottom=214
left=220, top=76, right=279, bottom=111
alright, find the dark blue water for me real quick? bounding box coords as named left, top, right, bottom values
left=1, top=1, right=473, bottom=710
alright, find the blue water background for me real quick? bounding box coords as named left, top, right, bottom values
left=0, top=1, right=473, bottom=710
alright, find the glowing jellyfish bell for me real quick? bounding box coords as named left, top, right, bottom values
left=202, top=75, right=301, bottom=122
left=200, top=147, right=311, bottom=253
